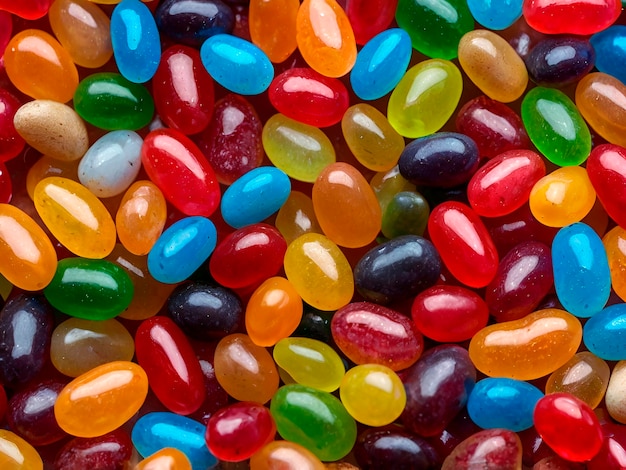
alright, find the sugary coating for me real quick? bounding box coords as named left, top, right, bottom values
left=523, top=0, right=621, bottom=35
left=592, top=26, right=626, bottom=84
left=0, top=88, right=25, bottom=162
left=0, top=429, right=43, bottom=470
left=250, top=440, right=325, bottom=470
left=604, top=225, right=626, bottom=301
left=587, top=144, right=626, bottom=229
left=275, top=190, right=323, bottom=244
left=584, top=303, right=626, bottom=360
left=249, top=0, right=298, bottom=63
left=442, top=429, right=522, bottom=469
left=134, top=448, right=192, bottom=470
left=354, top=427, right=439, bottom=469
left=467, top=0, right=522, bottom=29
left=54, top=430, right=133, bottom=470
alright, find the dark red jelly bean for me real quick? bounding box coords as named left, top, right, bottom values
left=135, top=316, right=206, bottom=415
left=586, top=144, right=626, bottom=230
left=346, top=0, right=398, bottom=45
left=0, top=161, right=12, bottom=203
left=402, top=344, right=476, bottom=437
left=54, top=429, right=133, bottom=470
left=0, top=11, right=12, bottom=56
left=426, top=409, right=481, bottom=465
left=190, top=346, right=230, bottom=424
left=442, top=429, right=523, bottom=469
left=153, top=45, right=215, bottom=135
left=456, top=95, right=530, bottom=159
left=0, top=88, right=25, bottom=162
left=0, top=385, right=6, bottom=420
left=353, top=235, right=441, bottom=304
left=588, top=421, right=626, bottom=470
left=331, top=301, right=424, bottom=371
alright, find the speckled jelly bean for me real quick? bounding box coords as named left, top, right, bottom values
left=442, top=429, right=522, bottom=469
left=381, top=190, right=430, bottom=239
left=0, top=89, right=25, bottom=162
left=275, top=191, right=322, bottom=244
left=55, top=361, right=148, bottom=438
left=587, top=144, right=626, bottom=230
left=270, top=384, right=357, bottom=461
left=350, top=28, right=411, bottom=101
left=0, top=429, right=43, bottom=470
left=591, top=26, right=626, bottom=84
left=521, top=87, right=591, bottom=166
left=584, top=304, right=626, bottom=360
left=526, top=36, right=596, bottom=87
left=250, top=441, right=325, bottom=470
left=387, top=59, right=463, bottom=138
left=249, top=0, right=298, bottom=63
left=469, top=308, right=582, bottom=380
left=604, top=226, right=626, bottom=301
left=134, top=448, right=192, bottom=470
left=523, top=0, right=621, bottom=35
left=605, top=361, right=626, bottom=425
left=467, top=0, right=522, bottom=29
left=74, top=73, right=155, bottom=130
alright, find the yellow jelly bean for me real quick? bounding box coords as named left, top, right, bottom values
left=0, top=430, right=43, bottom=470
left=275, top=190, right=323, bottom=244
left=26, top=156, right=79, bottom=200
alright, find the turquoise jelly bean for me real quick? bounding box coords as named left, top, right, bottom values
left=591, top=26, right=626, bottom=85
left=200, top=34, right=274, bottom=95
left=350, top=28, right=412, bottom=101
left=131, top=412, right=217, bottom=470
left=466, top=0, right=523, bottom=30
left=221, top=166, right=291, bottom=229
left=584, top=304, right=626, bottom=360
left=467, top=377, right=544, bottom=432
left=552, top=223, right=611, bottom=318
left=148, top=216, right=217, bottom=283
left=111, top=0, right=161, bottom=83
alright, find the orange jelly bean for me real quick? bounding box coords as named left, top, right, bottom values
left=0, top=429, right=43, bottom=470
left=0, top=203, right=57, bottom=291
left=134, top=448, right=192, bottom=470
left=4, top=29, right=79, bottom=103
left=26, top=156, right=79, bottom=200
left=469, top=308, right=582, bottom=381
left=250, top=441, right=325, bottom=470
left=275, top=190, right=323, bottom=244
left=249, top=0, right=299, bottom=63
left=603, top=225, right=626, bottom=302
left=34, top=176, right=116, bottom=259
left=54, top=361, right=149, bottom=438
left=296, top=0, right=357, bottom=78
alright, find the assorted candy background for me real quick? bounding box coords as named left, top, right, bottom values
left=3, top=0, right=626, bottom=468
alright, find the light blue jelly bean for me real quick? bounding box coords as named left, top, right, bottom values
left=200, top=34, right=274, bottom=95
left=467, top=377, right=543, bottom=432
left=221, top=166, right=291, bottom=229
left=148, top=216, right=217, bottom=283
left=584, top=303, right=626, bottom=360
left=552, top=223, right=610, bottom=318
left=132, top=412, right=217, bottom=470
left=350, top=28, right=412, bottom=101
left=466, top=0, right=523, bottom=30
left=591, top=26, right=626, bottom=85
left=78, top=130, right=143, bottom=198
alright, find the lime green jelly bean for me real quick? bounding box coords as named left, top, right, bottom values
left=382, top=190, right=430, bottom=239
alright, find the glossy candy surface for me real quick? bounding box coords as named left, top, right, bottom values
left=584, top=303, right=626, bottom=360
left=587, top=144, right=626, bottom=229
left=467, top=0, right=522, bottom=29
left=523, top=0, right=621, bottom=35
left=134, top=448, right=192, bottom=470
left=604, top=225, right=626, bottom=301
left=0, top=430, right=43, bottom=470
left=250, top=440, right=325, bottom=470
left=592, top=26, right=626, bottom=84
left=249, top=0, right=298, bottom=63
left=0, top=89, right=25, bottom=162
left=526, top=36, right=596, bottom=87
left=54, top=430, right=133, bottom=470
left=442, top=429, right=522, bottom=469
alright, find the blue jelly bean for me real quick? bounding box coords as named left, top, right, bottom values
left=552, top=223, right=610, bottom=318
left=584, top=303, right=626, bottom=360
left=200, top=34, right=273, bottom=95
left=132, top=412, right=217, bottom=470
left=111, top=0, right=161, bottom=83
left=148, top=216, right=217, bottom=283
left=466, top=0, right=522, bottom=30
left=525, top=37, right=596, bottom=87
left=467, top=378, right=543, bottom=432
left=350, top=28, right=412, bottom=101
left=221, top=166, right=291, bottom=229
left=591, top=26, right=626, bottom=85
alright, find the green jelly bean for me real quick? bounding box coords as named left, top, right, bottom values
left=521, top=87, right=591, bottom=167
left=44, top=258, right=134, bottom=320
left=270, top=384, right=357, bottom=461
left=382, top=190, right=430, bottom=239
left=74, top=72, right=155, bottom=131
left=395, top=0, right=474, bottom=60
left=387, top=59, right=463, bottom=138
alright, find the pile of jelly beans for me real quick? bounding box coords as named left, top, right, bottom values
left=5, top=0, right=626, bottom=468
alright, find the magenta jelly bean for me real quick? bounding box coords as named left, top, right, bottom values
left=0, top=88, right=25, bottom=162
left=0, top=161, right=11, bottom=203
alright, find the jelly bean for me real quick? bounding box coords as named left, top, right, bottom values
left=136, top=316, right=205, bottom=415
left=0, top=0, right=54, bottom=19
left=214, top=333, right=279, bottom=404
left=459, top=30, right=529, bottom=103
left=584, top=303, right=626, bottom=360
left=354, top=235, right=441, bottom=304
left=349, top=28, right=412, bottom=101
left=132, top=412, right=217, bottom=470
left=469, top=308, right=582, bottom=380
left=250, top=440, right=325, bottom=470
left=588, top=421, right=626, bottom=470
left=428, top=201, right=499, bottom=288
left=44, top=257, right=134, bottom=319
left=312, top=162, right=381, bottom=248
left=467, top=377, right=543, bottom=432
left=606, top=361, right=626, bottom=423
left=200, top=34, right=273, bottom=95
left=521, top=87, right=591, bottom=166
left=442, top=429, right=522, bottom=469
left=552, top=223, right=610, bottom=318
left=13, top=100, right=88, bottom=162
left=0, top=429, right=43, bottom=470
left=4, top=29, right=78, bottom=103
left=148, top=216, right=217, bottom=284
left=381, top=190, right=430, bottom=239
left=48, top=0, right=113, bottom=68
left=262, top=114, right=337, bottom=182
left=0, top=89, right=25, bottom=162
left=402, top=344, right=476, bottom=437
left=54, top=430, right=133, bottom=470
left=55, top=361, right=149, bottom=438
left=529, top=166, right=596, bottom=227
left=26, top=156, right=79, bottom=200
left=604, top=226, right=626, bottom=302
left=273, top=337, right=345, bottom=392
left=0, top=164, right=9, bottom=203
left=388, top=59, right=463, bottom=138
left=546, top=351, right=610, bottom=409
left=296, top=0, right=357, bottom=78
left=534, top=393, right=603, bottom=462
left=412, top=285, right=489, bottom=342
left=167, top=282, right=243, bottom=340
left=468, top=149, right=546, bottom=218
left=209, top=223, right=286, bottom=290
left=74, top=72, right=155, bottom=131
left=135, top=448, right=192, bottom=470
left=0, top=294, right=54, bottom=386
left=523, top=0, right=621, bottom=35
left=345, top=0, right=398, bottom=45
left=142, top=128, right=220, bottom=217
left=249, top=0, right=298, bottom=63
left=526, top=36, right=596, bottom=87
left=153, top=45, right=215, bottom=135
left=270, top=384, right=357, bottom=461
left=370, top=166, right=416, bottom=212
left=591, top=26, right=626, bottom=85
left=0, top=11, right=9, bottom=57
left=283, top=233, right=354, bottom=311
left=274, top=191, right=322, bottom=244
left=587, top=144, right=626, bottom=230
left=155, top=0, right=234, bottom=47
left=467, top=0, right=522, bottom=29
left=576, top=72, right=626, bottom=148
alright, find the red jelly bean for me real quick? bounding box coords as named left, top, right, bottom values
left=142, top=128, right=221, bottom=217
left=268, top=67, right=349, bottom=128
left=135, top=316, right=205, bottom=415
left=0, top=0, right=54, bottom=19
left=428, top=201, right=499, bottom=288
left=0, top=385, right=6, bottom=420
left=586, top=143, right=626, bottom=230
left=588, top=421, right=626, bottom=470
left=0, top=89, right=25, bottom=162
left=0, top=161, right=11, bottom=203
left=523, top=0, right=621, bottom=35
left=0, top=11, right=11, bottom=58
left=346, top=0, right=398, bottom=45
left=153, top=45, right=215, bottom=135
left=54, top=429, right=133, bottom=470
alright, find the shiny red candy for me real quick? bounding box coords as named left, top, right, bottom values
left=587, top=144, right=626, bottom=229
left=523, top=0, right=622, bottom=35
left=0, top=89, right=25, bottom=162
left=54, top=429, right=133, bottom=470
left=0, top=0, right=54, bottom=19
left=346, top=0, right=398, bottom=45
left=0, top=161, right=11, bottom=203
left=0, top=11, right=11, bottom=59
